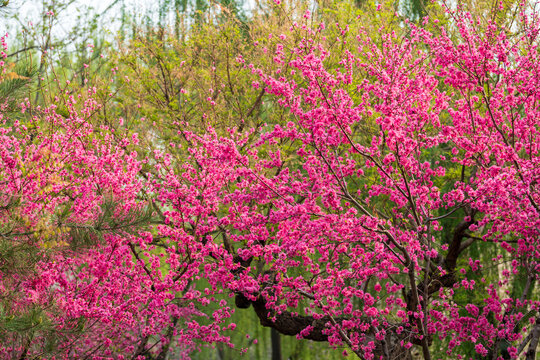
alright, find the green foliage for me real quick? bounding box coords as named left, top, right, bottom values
left=65, top=200, right=156, bottom=249
left=0, top=60, right=37, bottom=115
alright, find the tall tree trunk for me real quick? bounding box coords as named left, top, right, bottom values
left=271, top=328, right=282, bottom=360
left=526, top=317, right=540, bottom=360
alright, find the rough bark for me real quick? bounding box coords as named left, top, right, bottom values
left=526, top=317, right=540, bottom=360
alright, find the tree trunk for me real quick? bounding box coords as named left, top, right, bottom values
left=271, top=328, right=282, bottom=360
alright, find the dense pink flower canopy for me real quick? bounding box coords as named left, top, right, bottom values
left=0, top=3, right=539, bottom=359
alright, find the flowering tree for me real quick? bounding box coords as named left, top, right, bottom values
left=1, top=1, right=540, bottom=359
left=0, top=36, right=230, bottom=357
